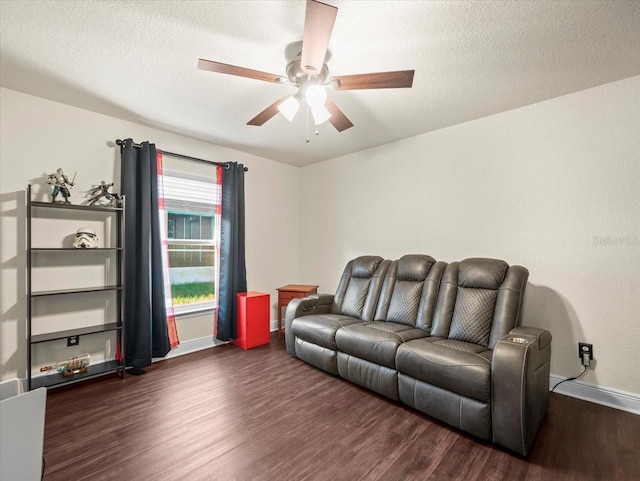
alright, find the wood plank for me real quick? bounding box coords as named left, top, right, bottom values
left=42, top=337, right=640, bottom=480
left=333, top=70, right=415, bottom=90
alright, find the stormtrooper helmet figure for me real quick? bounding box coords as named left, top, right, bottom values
left=72, top=228, right=99, bottom=248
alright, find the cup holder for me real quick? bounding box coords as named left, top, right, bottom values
left=508, top=337, right=530, bottom=344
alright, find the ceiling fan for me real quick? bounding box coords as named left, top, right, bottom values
left=198, top=0, right=415, bottom=133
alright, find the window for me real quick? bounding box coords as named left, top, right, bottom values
left=161, top=171, right=220, bottom=316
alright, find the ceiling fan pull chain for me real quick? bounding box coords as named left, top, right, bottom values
left=305, top=103, right=310, bottom=143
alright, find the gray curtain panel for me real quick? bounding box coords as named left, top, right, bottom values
left=216, top=162, right=247, bottom=341
left=120, top=139, right=170, bottom=369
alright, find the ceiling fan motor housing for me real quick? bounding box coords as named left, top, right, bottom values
left=286, top=56, right=329, bottom=86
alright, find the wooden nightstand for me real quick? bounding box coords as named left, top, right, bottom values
left=276, top=284, right=319, bottom=338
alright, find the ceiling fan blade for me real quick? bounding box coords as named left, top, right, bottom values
left=332, top=70, right=415, bottom=90
left=247, top=96, right=290, bottom=126
left=301, top=0, right=338, bottom=77
left=198, top=59, right=282, bottom=84
left=325, top=98, right=353, bottom=132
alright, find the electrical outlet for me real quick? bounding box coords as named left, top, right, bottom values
left=578, top=342, right=593, bottom=366
left=67, top=336, right=79, bottom=347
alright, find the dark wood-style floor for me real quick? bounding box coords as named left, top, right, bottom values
left=43, top=336, right=640, bottom=481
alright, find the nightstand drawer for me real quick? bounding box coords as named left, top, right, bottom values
left=279, top=292, right=311, bottom=302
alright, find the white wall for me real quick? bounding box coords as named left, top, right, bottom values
left=0, top=87, right=301, bottom=380
left=3, top=76, right=639, bottom=396
left=299, top=76, right=640, bottom=395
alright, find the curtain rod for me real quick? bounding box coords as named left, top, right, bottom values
left=115, top=139, right=248, bottom=172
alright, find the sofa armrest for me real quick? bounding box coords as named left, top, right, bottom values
left=284, top=294, right=334, bottom=356
left=492, top=327, right=552, bottom=455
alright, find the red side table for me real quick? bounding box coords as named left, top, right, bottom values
left=234, top=292, right=270, bottom=350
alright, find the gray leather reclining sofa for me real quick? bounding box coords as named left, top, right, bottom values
left=284, top=254, right=551, bottom=455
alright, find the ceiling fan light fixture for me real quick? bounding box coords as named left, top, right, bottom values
left=198, top=0, right=413, bottom=133
left=305, top=84, right=327, bottom=108
left=277, top=95, right=300, bottom=122
left=311, top=103, right=332, bottom=125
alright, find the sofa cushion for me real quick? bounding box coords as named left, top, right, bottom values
left=291, top=314, right=364, bottom=350
left=341, top=256, right=383, bottom=318
left=396, top=338, right=492, bottom=402
left=448, top=287, right=498, bottom=347
left=336, top=322, right=428, bottom=369
left=341, top=277, right=372, bottom=318
left=429, top=259, right=527, bottom=350
left=333, top=256, right=390, bottom=321
left=396, top=254, right=434, bottom=281
left=458, top=258, right=508, bottom=289
left=386, top=280, right=424, bottom=325
left=351, top=256, right=384, bottom=278
left=374, top=255, right=445, bottom=329
left=431, top=339, right=487, bottom=354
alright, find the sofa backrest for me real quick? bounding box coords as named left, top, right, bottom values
left=332, top=256, right=391, bottom=321
left=374, top=255, right=447, bottom=330
left=430, top=258, right=529, bottom=349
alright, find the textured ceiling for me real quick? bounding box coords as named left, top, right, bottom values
left=1, top=0, right=639, bottom=167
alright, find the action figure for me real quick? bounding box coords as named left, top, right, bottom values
left=47, top=168, right=75, bottom=204
left=86, top=181, right=120, bottom=207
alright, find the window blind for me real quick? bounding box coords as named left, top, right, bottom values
left=161, top=171, right=220, bottom=214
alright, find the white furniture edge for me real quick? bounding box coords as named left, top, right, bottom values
left=0, top=379, right=47, bottom=481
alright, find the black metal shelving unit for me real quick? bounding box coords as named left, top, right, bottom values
left=27, top=185, right=126, bottom=390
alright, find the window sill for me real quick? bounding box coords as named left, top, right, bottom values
left=173, top=304, right=216, bottom=319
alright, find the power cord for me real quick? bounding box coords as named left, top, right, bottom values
left=551, top=365, right=588, bottom=393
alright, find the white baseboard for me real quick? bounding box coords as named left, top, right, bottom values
left=270, top=320, right=278, bottom=332
left=549, top=374, right=640, bottom=415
